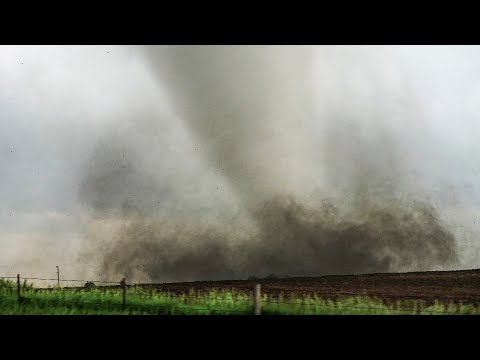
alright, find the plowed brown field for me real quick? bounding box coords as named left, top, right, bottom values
left=130, top=269, right=480, bottom=305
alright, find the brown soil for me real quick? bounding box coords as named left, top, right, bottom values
left=128, top=269, right=480, bottom=306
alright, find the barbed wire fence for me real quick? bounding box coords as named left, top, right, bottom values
left=1, top=272, right=478, bottom=315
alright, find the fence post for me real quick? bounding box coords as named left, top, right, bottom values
left=17, top=274, right=21, bottom=304
left=255, top=284, right=261, bottom=315
left=121, top=278, right=126, bottom=310
left=56, top=266, right=60, bottom=287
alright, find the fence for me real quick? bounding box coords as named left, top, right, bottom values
left=0, top=273, right=478, bottom=315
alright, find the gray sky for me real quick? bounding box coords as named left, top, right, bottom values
left=1, top=45, right=479, bottom=281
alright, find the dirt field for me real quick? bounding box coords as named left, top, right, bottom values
left=130, top=269, right=480, bottom=306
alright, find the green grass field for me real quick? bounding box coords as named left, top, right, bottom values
left=0, top=279, right=478, bottom=315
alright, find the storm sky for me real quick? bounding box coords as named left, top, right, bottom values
left=1, top=45, right=479, bottom=282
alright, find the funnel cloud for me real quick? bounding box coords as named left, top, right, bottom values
left=79, top=46, right=458, bottom=281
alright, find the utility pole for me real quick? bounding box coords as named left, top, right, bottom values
left=17, top=274, right=21, bottom=304
left=121, top=278, right=127, bottom=310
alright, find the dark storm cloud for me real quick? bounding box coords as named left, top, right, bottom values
left=77, top=46, right=458, bottom=282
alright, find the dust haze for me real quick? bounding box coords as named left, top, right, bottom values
left=2, top=45, right=479, bottom=282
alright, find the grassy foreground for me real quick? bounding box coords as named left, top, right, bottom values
left=0, top=279, right=478, bottom=315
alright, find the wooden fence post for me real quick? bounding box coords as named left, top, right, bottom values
left=121, top=278, right=126, bottom=310
left=17, top=274, right=21, bottom=304
left=255, top=284, right=261, bottom=315
left=56, top=266, right=60, bottom=287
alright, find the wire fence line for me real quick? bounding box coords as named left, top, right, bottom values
left=1, top=273, right=479, bottom=315
left=18, top=277, right=480, bottom=306
left=29, top=284, right=480, bottom=307
left=22, top=277, right=120, bottom=284
left=22, top=288, right=469, bottom=312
